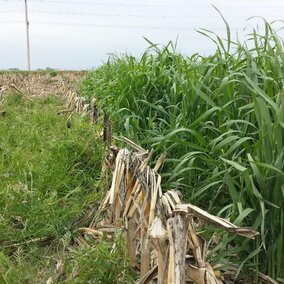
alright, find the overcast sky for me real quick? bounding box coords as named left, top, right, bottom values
left=0, top=0, right=284, bottom=70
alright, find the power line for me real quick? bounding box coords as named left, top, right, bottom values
left=0, top=10, right=244, bottom=18
left=37, top=21, right=196, bottom=30
left=0, top=0, right=203, bottom=8
left=1, top=10, right=282, bottom=19
left=32, top=0, right=223, bottom=8
left=0, top=20, right=239, bottom=30
left=0, top=21, right=23, bottom=23
left=24, top=0, right=284, bottom=7
left=0, top=10, right=197, bottom=18
left=1, top=0, right=284, bottom=7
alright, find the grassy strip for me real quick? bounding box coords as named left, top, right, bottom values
left=0, top=93, right=135, bottom=283
left=79, top=21, right=284, bottom=280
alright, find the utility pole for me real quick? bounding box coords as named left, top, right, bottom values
left=24, top=0, right=31, bottom=70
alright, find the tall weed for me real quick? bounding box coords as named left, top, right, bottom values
left=79, top=21, right=284, bottom=280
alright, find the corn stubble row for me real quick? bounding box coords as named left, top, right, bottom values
left=0, top=71, right=85, bottom=98
left=91, top=141, right=258, bottom=283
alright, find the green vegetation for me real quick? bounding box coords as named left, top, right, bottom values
left=79, top=20, right=284, bottom=281
left=0, top=93, right=135, bottom=283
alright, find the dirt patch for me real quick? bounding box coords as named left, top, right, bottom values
left=0, top=71, right=87, bottom=98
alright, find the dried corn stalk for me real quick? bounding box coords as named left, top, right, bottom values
left=95, top=141, right=259, bottom=284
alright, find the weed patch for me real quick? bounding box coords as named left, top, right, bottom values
left=79, top=21, right=284, bottom=280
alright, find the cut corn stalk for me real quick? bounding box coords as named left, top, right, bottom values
left=93, top=139, right=259, bottom=283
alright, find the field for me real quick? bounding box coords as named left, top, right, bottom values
left=0, top=71, right=86, bottom=101
left=0, top=20, right=284, bottom=284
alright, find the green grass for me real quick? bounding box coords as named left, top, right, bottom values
left=79, top=20, right=284, bottom=281
left=0, top=94, right=103, bottom=242
left=0, top=93, right=136, bottom=283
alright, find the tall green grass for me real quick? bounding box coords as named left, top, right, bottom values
left=79, top=21, right=284, bottom=280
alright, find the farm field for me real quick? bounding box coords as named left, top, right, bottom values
left=0, top=70, right=86, bottom=98
left=0, top=21, right=284, bottom=284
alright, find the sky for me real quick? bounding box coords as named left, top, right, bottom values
left=0, top=0, right=284, bottom=70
